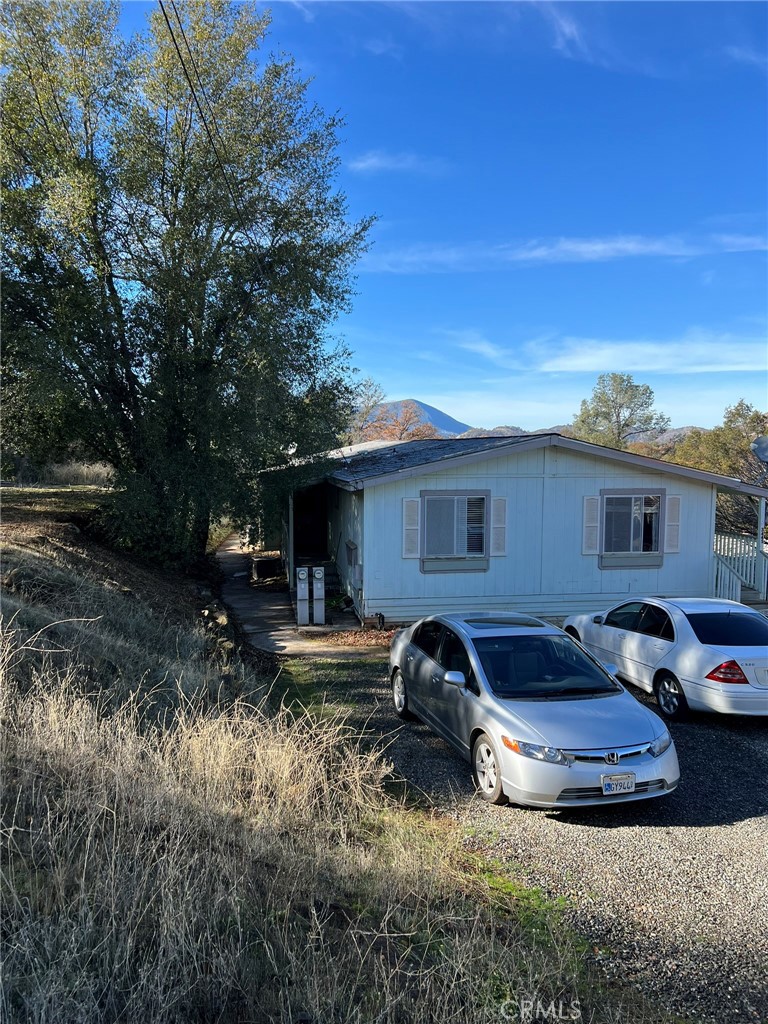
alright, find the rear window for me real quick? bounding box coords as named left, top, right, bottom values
left=685, top=612, right=768, bottom=646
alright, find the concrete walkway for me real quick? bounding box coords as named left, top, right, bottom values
left=216, top=533, right=382, bottom=659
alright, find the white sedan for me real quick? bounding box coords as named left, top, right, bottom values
left=563, top=598, right=768, bottom=720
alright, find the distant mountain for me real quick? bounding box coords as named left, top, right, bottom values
left=371, top=400, right=472, bottom=437
left=654, top=426, right=705, bottom=446
left=459, top=424, right=572, bottom=438
left=459, top=425, right=528, bottom=438
left=373, top=401, right=706, bottom=446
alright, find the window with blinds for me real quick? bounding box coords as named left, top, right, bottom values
left=424, top=494, right=486, bottom=557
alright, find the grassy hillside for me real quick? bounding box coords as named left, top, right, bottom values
left=1, top=492, right=670, bottom=1023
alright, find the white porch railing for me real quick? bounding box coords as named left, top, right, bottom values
left=713, top=554, right=742, bottom=602
left=714, top=532, right=768, bottom=599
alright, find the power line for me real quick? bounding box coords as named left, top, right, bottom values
left=157, top=0, right=258, bottom=266
left=155, top=0, right=360, bottom=479
left=168, top=0, right=233, bottom=175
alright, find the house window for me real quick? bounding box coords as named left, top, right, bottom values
left=604, top=494, right=660, bottom=553
left=424, top=494, right=487, bottom=557
left=583, top=489, right=678, bottom=569
left=402, top=490, right=506, bottom=572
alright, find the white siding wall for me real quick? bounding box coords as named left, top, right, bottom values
left=359, top=446, right=717, bottom=623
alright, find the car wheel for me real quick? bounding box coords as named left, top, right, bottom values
left=564, top=626, right=580, bottom=642
left=392, top=669, right=414, bottom=719
left=654, top=673, right=688, bottom=721
left=471, top=733, right=508, bottom=805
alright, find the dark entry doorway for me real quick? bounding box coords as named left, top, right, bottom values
left=292, top=483, right=329, bottom=562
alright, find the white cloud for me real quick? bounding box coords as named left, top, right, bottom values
left=502, top=235, right=702, bottom=263
left=370, top=328, right=767, bottom=430
left=364, top=36, right=404, bottom=60
left=286, top=0, right=316, bottom=24
left=725, top=45, right=768, bottom=73
left=535, top=2, right=659, bottom=76
left=542, top=4, right=591, bottom=62
left=348, top=150, right=449, bottom=175
left=413, top=350, right=448, bottom=364
left=361, top=232, right=767, bottom=273
left=362, top=243, right=469, bottom=273
left=532, top=329, right=767, bottom=375
left=711, top=234, right=768, bottom=252
left=442, top=325, right=767, bottom=378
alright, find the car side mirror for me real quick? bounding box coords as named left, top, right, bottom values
left=443, top=670, right=466, bottom=687
left=592, top=615, right=604, bottom=625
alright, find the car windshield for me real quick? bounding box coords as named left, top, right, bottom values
left=471, top=635, right=621, bottom=699
left=685, top=611, right=768, bottom=647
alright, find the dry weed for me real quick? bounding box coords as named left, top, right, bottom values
left=0, top=534, right=661, bottom=1023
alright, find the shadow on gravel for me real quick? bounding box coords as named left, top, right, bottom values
left=552, top=688, right=768, bottom=829
left=325, top=667, right=768, bottom=829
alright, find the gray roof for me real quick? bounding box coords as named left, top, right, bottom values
left=326, top=435, right=537, bottom=485
left=322, top=433, right=768, bottom=498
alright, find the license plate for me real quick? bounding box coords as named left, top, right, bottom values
left=601, top=773, right=636, bottom=795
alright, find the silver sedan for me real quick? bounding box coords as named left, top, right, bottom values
left=389, top=612, right=679, bottom=808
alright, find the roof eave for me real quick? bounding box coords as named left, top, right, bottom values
left=328, top=433, right=768, bottom=499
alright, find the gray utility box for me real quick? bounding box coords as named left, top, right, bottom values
left=296, top=567, right=309, bottom=626
left=312, top=566, right=325, bottom=625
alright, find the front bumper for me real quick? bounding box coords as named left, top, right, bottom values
left=501, top=746, right=680, bottom=808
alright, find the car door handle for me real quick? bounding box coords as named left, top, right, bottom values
left=406, top=655, right=414, bottom=663
left=617, top=633, right=627, bottom=640
left=431, top=674, right=440, bottom=684
left=652, top=643, right=665, bottom=650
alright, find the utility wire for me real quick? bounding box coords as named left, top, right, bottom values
left=157, top=0, right=258, bottom=265
left=168, top=0, right=235, bottom=180
left=156, top=0, right=360, bottom=480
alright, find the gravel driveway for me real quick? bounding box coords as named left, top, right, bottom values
left=330, top=657, right=768, bottom=1024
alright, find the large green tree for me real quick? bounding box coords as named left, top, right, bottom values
left=670, top=400, right=768, bottom=534
left=1, top=0, right=371, bottom=563
left=571, top=373, right=670, bottom=449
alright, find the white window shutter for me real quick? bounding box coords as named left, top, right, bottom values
left=490, top=497, right=507, bottom=556
left=582, top=496, right=600, bottom=554
left=665, top=496, right=681, bottom=553
left=402, top=498, right=420, bottom=558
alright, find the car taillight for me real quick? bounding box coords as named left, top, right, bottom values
left=705, top=661, right=749, bottom=684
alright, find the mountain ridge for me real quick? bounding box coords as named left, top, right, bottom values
left=374, top=400, right=704, bottom=444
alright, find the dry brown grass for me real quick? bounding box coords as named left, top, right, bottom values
left=0, top=513, right=665, bottom=1023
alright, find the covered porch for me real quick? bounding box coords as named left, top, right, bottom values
left=713, top=490, right=768, bottom=605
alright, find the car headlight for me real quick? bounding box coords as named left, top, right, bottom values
left=503, top=736, right=572, bottom=766
left=649, top=730, right=672, bottom=758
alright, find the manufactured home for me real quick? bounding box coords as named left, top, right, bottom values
left=283, top=434, right=768, bottom=625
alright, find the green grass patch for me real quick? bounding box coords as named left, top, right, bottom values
left=277, top=655, right=387, bottom=718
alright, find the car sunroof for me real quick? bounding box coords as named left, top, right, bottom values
left=465, top=616, right=545, bottom=629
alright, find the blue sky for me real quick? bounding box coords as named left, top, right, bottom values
left=121, top=1, right=767, bottom=430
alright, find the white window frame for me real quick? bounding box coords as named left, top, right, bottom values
left=423, top=492, right=488, bottom=559
left=401, top=490, right=506, bottom=573
left=582, top=489, right=680, bottom=569
left=603, top=492, right=662, bottom=555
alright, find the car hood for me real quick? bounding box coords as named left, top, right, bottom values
left=506, top=691, right=661, bottom=749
